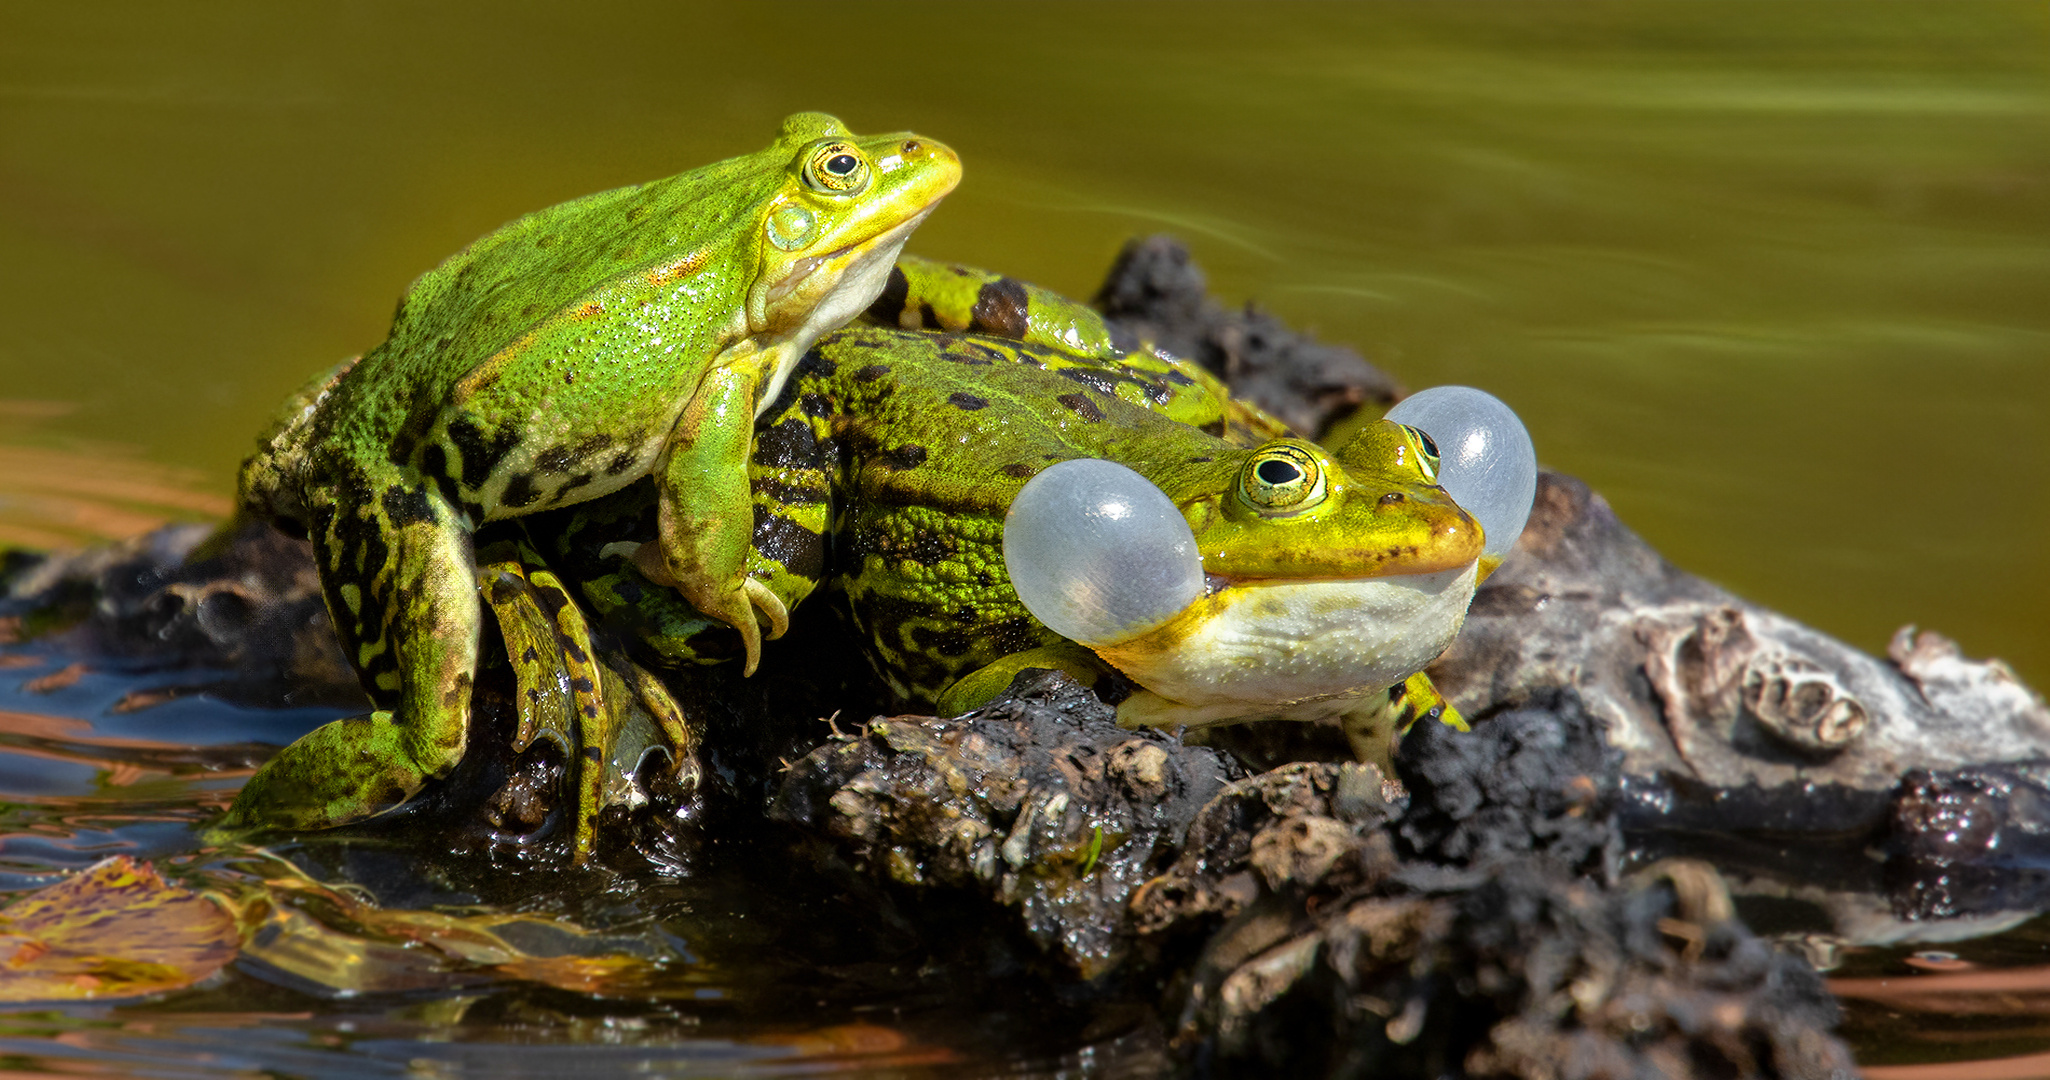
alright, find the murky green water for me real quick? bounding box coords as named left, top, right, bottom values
left=2, top=2, right=2047, bottom=1073
left=2, top=1, right=2044, bottom=686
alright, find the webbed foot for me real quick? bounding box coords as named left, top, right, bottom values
left=214, top=710, right=432, bottom=838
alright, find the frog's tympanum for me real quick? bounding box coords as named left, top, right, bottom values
left=226, top=114, right=960, bottom=836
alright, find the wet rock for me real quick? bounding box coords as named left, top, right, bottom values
left=1394, top=690, right=1621, bottom=878
left=0, top=519, right=358, bottom=709
left=771, top=670, right=1242, bottom=978
left=772, top=677, right=1855, bottom=1077
left=1096, top=235, right=1402, bottom=438
left=1442, top=472, right=2050, bottom=803
left=1887, top=763, right=2050, bottom=921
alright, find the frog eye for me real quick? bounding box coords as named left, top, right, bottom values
left=1384, top=386, right=1538, bottom=561
left=1003, top=459, right=1205, bottom=647
left=1237, top=442, right=1327, bottom=515
left=803, top=141, right=870, bottom=194
left=1399, top=425, right=1441, bottom=483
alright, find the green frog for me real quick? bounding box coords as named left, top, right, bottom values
left=228, top=113, right=960, bottom=832
left=532, top=323, right=1484, bottom=770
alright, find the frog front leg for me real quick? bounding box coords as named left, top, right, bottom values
left=224, top=484, right=480, bottom=831
left=1338, top=671, right=1469, bottom=776
left=651, top=361, right=791, bottom=675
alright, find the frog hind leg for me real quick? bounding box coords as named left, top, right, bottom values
left=1339, top=671, right=1468, bottom=776
left=868, top=256, right=1294, bottom=442
left=225, top=484, right=481, bottom=833
left=478, top=544, right=608, bottom=861
left=478, top=541, right=697, bottom=863
left=654, top=362, right=789, bottom=676
left=867, top=255, right=1130, bottom=360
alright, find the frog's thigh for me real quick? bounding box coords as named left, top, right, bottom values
left=357, top=489, right=482, bottom=773
left=655, top=363, right=773, bottom=670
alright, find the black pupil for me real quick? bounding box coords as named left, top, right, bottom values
left=1416, top=430, right=1439, bottom=458
left=826, top=154, right=858, bottom=175
left=1256, top=459, right=1301, bottom=486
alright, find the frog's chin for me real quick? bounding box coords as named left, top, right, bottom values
left=748, top=209, right=934, bottom=413
left=1091, top=561, right=1479, bottom=728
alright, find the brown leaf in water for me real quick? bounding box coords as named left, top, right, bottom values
left=23, top=663, right=86, bottom=694
left=219, top=862, right=692, bottom=998
left=0, top=856, right=237, bottom=1001
left=1831, top=964, right=2050, bottom=1015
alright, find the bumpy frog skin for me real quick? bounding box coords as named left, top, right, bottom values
left=227, top=114, right=959, bottom=834
left=533, top=306, right=1482, bottom=767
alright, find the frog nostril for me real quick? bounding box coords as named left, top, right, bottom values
left=1379, top=492, right=1406, bottom=506
left=902, top=140, right=921, bottom=154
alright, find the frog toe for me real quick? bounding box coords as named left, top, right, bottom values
left=746, top=578, right=790, bottom=641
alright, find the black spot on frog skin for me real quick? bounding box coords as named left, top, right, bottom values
left=1200, top=418, right=1226, bottom=438
left=853, top=364, right=892, bottom=383
left=881, top=444, right=928, bottom=471
left=1060, top=368, right=1119, bottom=396
left=1056, top=393, right=1104, bottom=422
left=965, top=341, right=1012, bottom=366
left=447, top=417, right=520, bottom=492
left=1186, top=455, right=1214, bottom=464
left=1160, top=367, right=1196, bottom=386
left=969, top=277, right=1030, bottom=339
left=606, top=451, right=637, bottom=476
left=561, top=472, right=595, bottom=494
left=381, top=486, right=436, bottom=528
left=801, top=393, right=834, bottom=418
left=865, top=265, right=911, bottom=323
left=537, top=434, right=614, bottom=474
left=751, top=476, right=827, bottom=506
left=420, top=443, right=448, bottom=482
left=910, top=623, right=976, bottom=659
left=795, top=346, right=837, bottom=379
left=1001, top=462, right=1038, bottom=479
left=611, top=574, right=644, bottom=604
left=753, top=504, right=825, bottom=581
left=948, top=392, right=989, bottom=411
left=421, top=446, right=465, bottom=511
left=845, top=521, right=956, bottom=567
left=756, top=417, right=822, bottom=470
left=501, top=473, right=540, bottom=509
